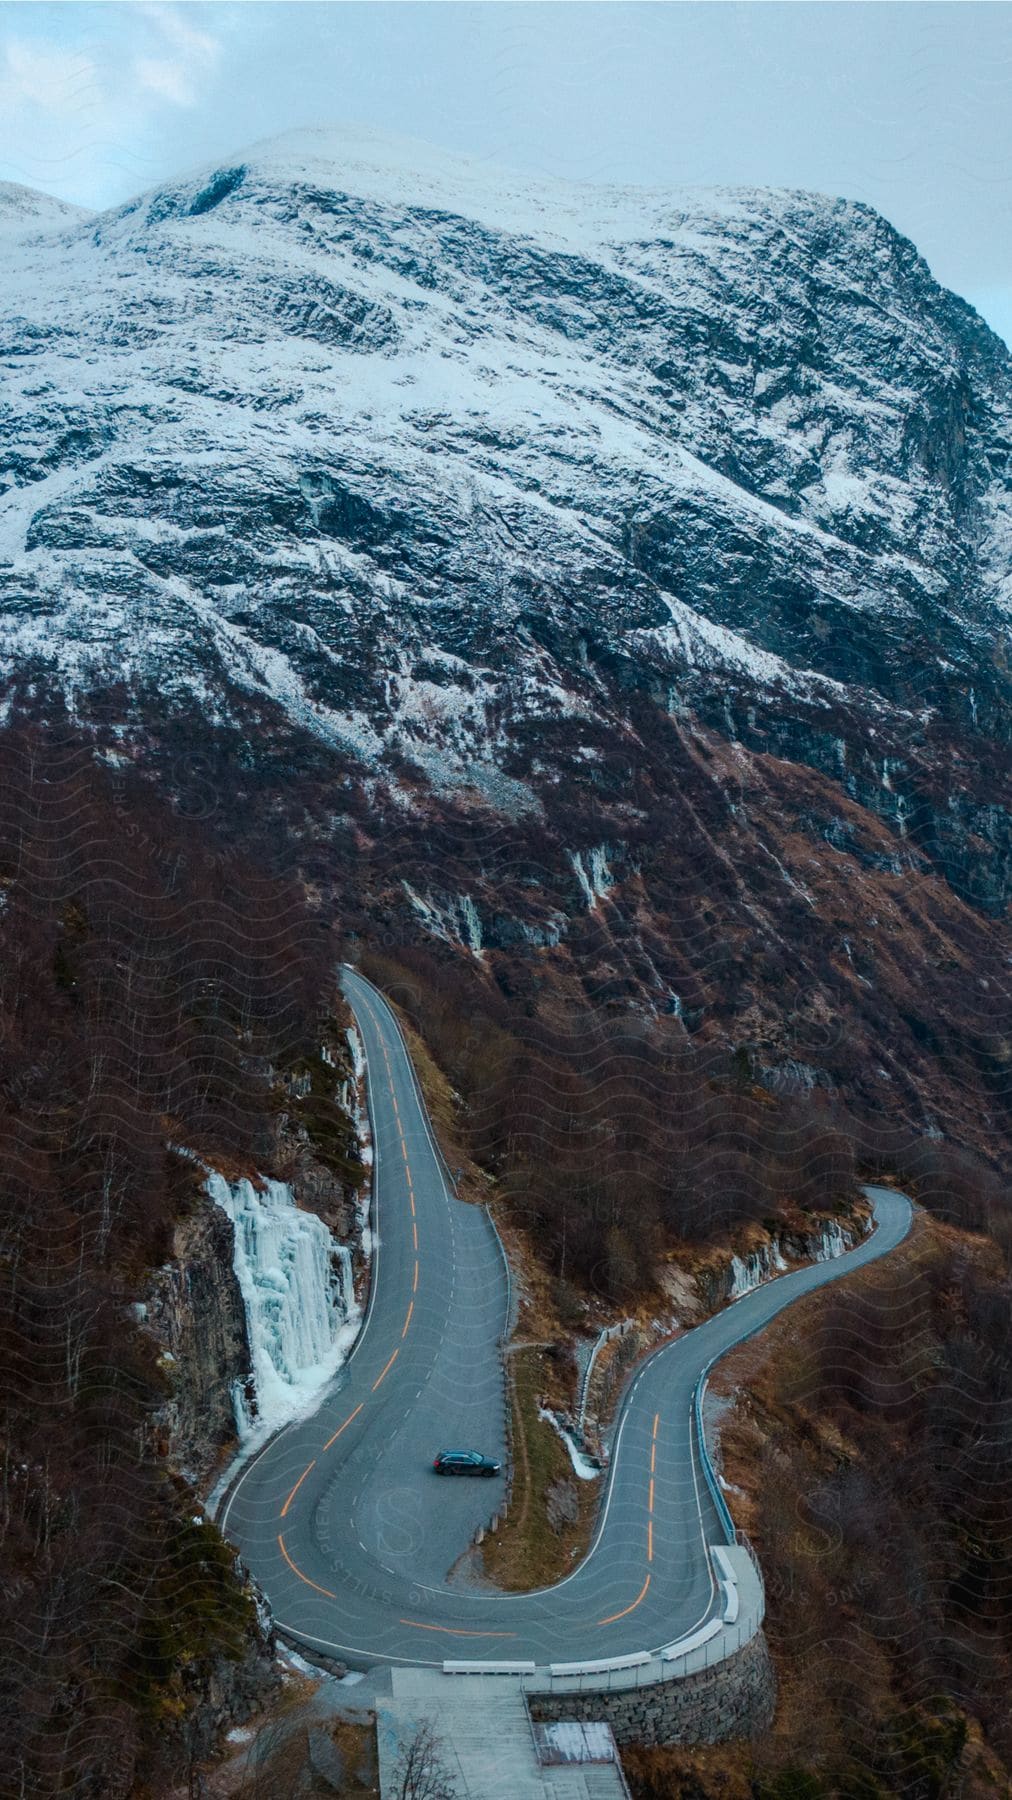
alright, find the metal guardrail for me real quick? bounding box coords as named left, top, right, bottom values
left=577, top=1318, right=634, bottom=1429
left=484, top=1202, right=516, bottom=1343
left=693, top=1369, right=738, bottom=1545
left=483, top=1201, right=516, bottom=1519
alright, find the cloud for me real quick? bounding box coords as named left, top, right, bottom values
left=0, top=39, right=100, bottom=113
left=0, top=4, right=228, bottom=201
left=134, top=3, right=221, bottom=109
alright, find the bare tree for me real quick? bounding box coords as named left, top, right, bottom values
left=391, top=1718, right=457, bottom=1800
left=236, top=1718, right=312, bottom=1799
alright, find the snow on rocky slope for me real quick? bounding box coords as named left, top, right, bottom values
left=1, top=130, right=1010, bottom=1143
left=2, top=129, right=1009, bottom=767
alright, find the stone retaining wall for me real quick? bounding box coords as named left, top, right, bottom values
left=527, top=1631, right=775, bottom=1747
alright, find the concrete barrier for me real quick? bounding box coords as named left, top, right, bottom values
left=710, top=1546, right=736, bottom=1584
left=548, top=1651, right=652, bottom=1677
left=659, top=1618, right=723, bottom=1661
left=443, top=1659, right=536, bottom=1675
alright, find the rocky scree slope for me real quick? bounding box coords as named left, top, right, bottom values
left=1, top=129, right=1010, bottom=1146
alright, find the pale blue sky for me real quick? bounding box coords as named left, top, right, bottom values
left=1, top=2, right=1010, bottom=345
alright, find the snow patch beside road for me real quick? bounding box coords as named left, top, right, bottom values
left=538, top=1404, right=601, bottom=1480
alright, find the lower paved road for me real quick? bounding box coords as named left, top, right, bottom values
left=220, top=966, right=913, bottom=1668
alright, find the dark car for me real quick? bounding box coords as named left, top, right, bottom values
left=433, top=1449, right=501, bottom=1478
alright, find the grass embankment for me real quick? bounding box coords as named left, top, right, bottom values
left=481, top=1344, right=598, bottom=1591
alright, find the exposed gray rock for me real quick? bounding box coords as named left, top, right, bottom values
left=0, top=133, right=1008, bottom=913
left=147, top=1192, right=252, bottom=1483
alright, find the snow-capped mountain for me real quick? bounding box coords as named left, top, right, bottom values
left=2, top=129, right=1010, bottom=1146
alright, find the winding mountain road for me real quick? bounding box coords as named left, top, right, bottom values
left=220, top=966, right=913, bottom=1668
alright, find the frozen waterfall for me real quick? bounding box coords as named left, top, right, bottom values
left=207, top=1172, right=360, bottom=1447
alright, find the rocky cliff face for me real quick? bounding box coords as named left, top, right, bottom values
left=147, top=1043, right=367, bottom=1485
left=2, top=129, right=1009, bottom=1153
left=147, top=1193, right=253, bottom=1484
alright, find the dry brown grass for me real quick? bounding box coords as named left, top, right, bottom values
left=481, top=1344, right=598, bottom=1591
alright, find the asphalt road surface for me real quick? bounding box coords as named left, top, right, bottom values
left=220, top=966, right=913, bottom=1668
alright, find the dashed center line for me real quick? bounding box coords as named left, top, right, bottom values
left=399, top=1618, right=517, bottom=1638
left=281, top=1459, right=317, bottom=1518
left=322, top=1403, right=363, bottom=1452
left=278, top=1532, right=337, bottom=1600
left=597, top=1573, right=651, bottom=1626
left=372, top=1347, right=400, bottom=1391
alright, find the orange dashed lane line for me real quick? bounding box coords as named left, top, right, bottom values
left=412, top=1260, right=419, bottom=1292
left=597, top=1573, right=651, bottom=1627
left=412, top=1222, right=418, bottom=1250
left=372, top=1348, right=399, bottom=1391
left=401, top=1300, right=414, bottom=1338
left=399, top=1618, right=517, bottom=1637
left=277, top=1532, right=337, bottom=1600
left=280, top=1459, right=316, bottom=1518
left=647, top=1416, right=658, bottom=1560
left=322, top=1403, right=363, bottom=1452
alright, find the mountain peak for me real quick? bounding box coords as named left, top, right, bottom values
left=131, top=123, right=875, bottom=258
left=0, top=180, right=89, bottom=235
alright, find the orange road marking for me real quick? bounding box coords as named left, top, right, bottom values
left=412, top=1222, right=418, bottom=1250
left=652, top=1413, right=659, bottom=1437
left=398, top=1618, right=516, bottom=1637
left=648, top=1478, right=655, bottom=1513
left=410, top=1192, right=416, bottom=1216
left=413, top=1260, right=419, bottom=1292
left=322, top=1403, right=363, bottom=1452
left=281, top=1459, right=316, bottom=1518
left=277, top=1533, right=337, bottom=1600
left=648, top=1520, right=654, bottom=1563
left=402, top=1300, right=414, bottom=1338
left=372, top=1348, right=399, bottom=1391
left=597, top=1573, right=651, bottom=1626
left=650, top=1442, right=656, bottom=1474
